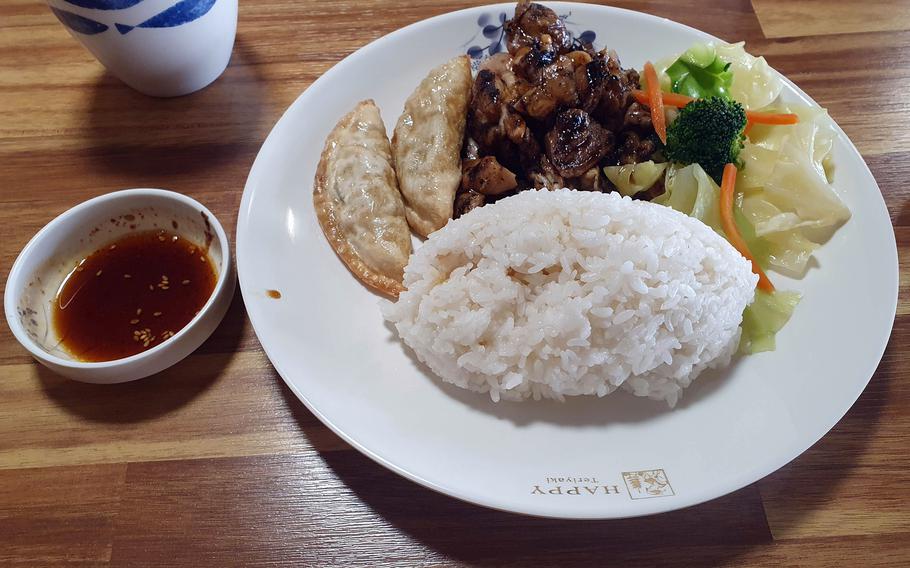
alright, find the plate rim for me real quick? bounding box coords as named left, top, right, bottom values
left=236, top=1, right=899, bottom=519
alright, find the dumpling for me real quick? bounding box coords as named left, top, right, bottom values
left=392, top=55, right=472, bottom=237
left=313, top=100, right=411, bottom=297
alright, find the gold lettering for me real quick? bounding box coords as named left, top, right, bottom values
left=566, top=486, right=580, bottom=495
left=603, top=485, right=621, bottom=495
left=549, top=486, right=563, bottom=495
left=531, top=485, right=545, bottom=495
left=584, top=486, right=598, bottom=495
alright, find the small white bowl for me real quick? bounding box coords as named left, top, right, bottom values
left=4, top=188, right=235, bottom=383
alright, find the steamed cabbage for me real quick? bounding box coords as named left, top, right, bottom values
left=715, top=42, right=783, bottom=110
left=640, top=163, right=797, bottom=355
left=623, top=42, right=846, bottom=355
left=740, top=290, right=801, bottom=353
left=738, top=104, right=851, bottom=275
left=653, top=163, right=723, bottom=231
left=603, top=161, right=668, bottom=197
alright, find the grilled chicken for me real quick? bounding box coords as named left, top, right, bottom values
left=462, top=156, right=519, bottom=196
left=467, top=69, right=541, bottom=173
left=454, top=190, right=486, bottom=218
left=455, top=1, right=665, bottom=212
left=505, top=0, right=573, bottom=55
left=544, top=109, right=613, bottom=178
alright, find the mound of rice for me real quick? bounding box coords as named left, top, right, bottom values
left=381, top=189, right=757, bottom=406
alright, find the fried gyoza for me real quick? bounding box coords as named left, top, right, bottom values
left=392, top=55, right=472, bottom=237
left=314, top=100, right=411, bottom=297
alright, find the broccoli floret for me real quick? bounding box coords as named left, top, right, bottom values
left=664, top=96, right=747, bottom=183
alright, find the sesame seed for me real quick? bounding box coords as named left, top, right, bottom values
left=200, top=256, right=205, bottom=262
left=130, top=318, right=139, bottom=324
left=75, top=266, right=84, bottom=272
left=161, top=285, right=169, bottom=290
left=109, top=244, right=117, bottom=250
left=124, top=274, right=132, bottom=279
left=158, top=235, right=166, bottom=242
left=153, top=312, right=162, bottom=317
left=149, top=284, right=154, bottom=291
left=136, top=308, right=142, bottom=315
left=182, top=280, right=190, bottom=285
left=95, top=270, right=102, bottom=276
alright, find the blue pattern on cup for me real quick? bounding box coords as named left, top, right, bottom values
left=115, top=0, right=217, bottom=34
left=63, top=0, right=145, bottom=9
left=52, top=0, right=218, bottom=36
left=50, top=6, right=109, bottom=34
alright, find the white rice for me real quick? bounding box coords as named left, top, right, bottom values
left=381, top=189, right=757, bottom=407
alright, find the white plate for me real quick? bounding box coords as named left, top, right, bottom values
left=237, top=3, right=898, bottom=518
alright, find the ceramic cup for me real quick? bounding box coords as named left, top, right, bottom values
left=46, top=0, right=238, bottom=97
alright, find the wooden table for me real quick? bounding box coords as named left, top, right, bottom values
left=1, top=1, right=908, bottom=565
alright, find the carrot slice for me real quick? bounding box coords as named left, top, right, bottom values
left=719, top=163, right=775, bottom=292
left=643, top=63, right=667, bottom=144
left=632, top=89, right=694, bottom=108
left=744, top=112, right=799, bottom=125
left=632, top=89, right=799, bottom=126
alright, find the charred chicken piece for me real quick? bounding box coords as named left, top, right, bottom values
left=462, top=156, right=519, bottom=196
left=467, top=69, right=541, bottom=174
left=467, top=70, right=511, bottom=156
left=516, top=55, right=578, bottom=121
left=573, top=50, right=640, bottom=131
left=613, top=131, right=659, bottom=165
left=623, top=102, right=652, bottom=128
left=595, top=73, right=632, bottom=131
left=574, top=54, right=607, bottom=114
left=479, top=53, right=530, bottom=104
left=576, top=167, right=606, bottom=192
left=511, top=43, right=558, bottom=84
left=454, top=190, right=486, bottom=218
left=479, top=53, right=515, bottom=80
left=544, top=109, right=613, bottom=178
left=505, top=0, right=573, bottom=56
left=528, top=154, right=565, bottom=189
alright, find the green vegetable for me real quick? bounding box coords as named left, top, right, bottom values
left=653, top=163, right=722, bottom=231
left=738, top=104, right=851, bottom=276
left=665, top=44, right=734, bottom=99
left=603, top=161, right=668, bottom=197
left=740, top=290, right=800, bottom=354
left=733, top=200, right=770, bottom=270
left=664, top=96, right=747, bottom=184
left=649, top=163, right=794, bottom=354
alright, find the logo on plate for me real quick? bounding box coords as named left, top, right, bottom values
left=530, top=476, right=623, bottom=497
left=622, top=469, right=675, bottom=499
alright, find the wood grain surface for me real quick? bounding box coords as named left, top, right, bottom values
left=1, top=0, right=908, bottom=566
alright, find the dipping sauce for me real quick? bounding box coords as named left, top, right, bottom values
left=53, top=230, right=217, bottom=362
